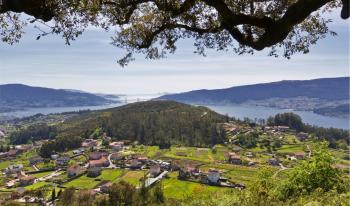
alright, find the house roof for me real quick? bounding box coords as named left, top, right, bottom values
left=19, top=175, right=35, bottom=181
left=294, top=151, right=306, bottom=156
left=67, top=164, right=81, bottom=172
left=89, top=157, right=109, bottom=166
left=57, top=156, right=70, bottom=161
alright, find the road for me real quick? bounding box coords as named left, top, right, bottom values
left=32, top=165, right=39, bottom=171
left=307, top=145, right=312, bottom=157
left=143, top=171, right=168, bottom=188
left=273, top=163, right=289, bottom=178
left=107, top=154, right=117, bottom=168
left=35, top=169, right=62, bottom=183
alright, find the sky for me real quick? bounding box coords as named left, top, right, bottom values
left=0, top=11, right=349, bottom=95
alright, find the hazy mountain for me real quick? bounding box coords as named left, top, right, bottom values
left=158, top=77, right=349, bottom=117
left=159, top=77, right=349, bottom=103
left=0, top=84, right=119, bottom=113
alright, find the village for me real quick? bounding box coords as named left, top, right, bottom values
left=0, top=122, right=348, bottom=204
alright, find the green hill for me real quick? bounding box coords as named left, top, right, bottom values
left=13, top=100, right=229, bottom=147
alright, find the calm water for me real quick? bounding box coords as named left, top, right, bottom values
left=1, top=96, right=349, bottom=130
left=206, top=104, right=349, bottom=130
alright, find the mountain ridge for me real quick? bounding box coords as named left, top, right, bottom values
left=0, top=84, right=119, bottom=113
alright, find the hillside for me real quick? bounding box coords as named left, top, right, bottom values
left=314, top=103, right=350, bottom=118
left=158, top=77, right=349, bottom=117
left=11, top=100, right=229, bottom=146
left=0, top=84, right=118, bottom=112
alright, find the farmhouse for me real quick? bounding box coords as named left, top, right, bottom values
left=5, top=164, right=23, bottom=175
left=29, top=156, right=44, bottom=165
left=110, top=153, right=123, bottom=162
left=245, top=152, right=254, bottom=158
left=82, top=139, right=98, bottom=148
left=268, top=158, right=280, bottom=166
left=0, top=130, right=5, bottom=137
left=89, top=156, right=110, bottom=167
left=149, top=164, right=161, bottom=177
left=207, top=168, right=220, bottom=184
left=130, top=159, right=142, bottom=169
left=7, top=149, right=21, bottom=157
left=294, top=152, right=306, bottom=160
left=137, top=156, right=148, bottom=163
left=100, top=182, right=113, bottom=193
left=89, top=151, right=108, bottom=160
left=19, top=175, right=35, bottom=186
left=0, top=152, right=7, bottom=158
left=87, top=167, right=101, bottom=177
left=67, top=164, right=83, bottom=177
left=297, top=132, right=309, bottom=141
left=228, top=152, right=242, bottom=165
left=51, top=154, right=59, bottom=160
left=56, top=156, right=70, bottom=167
left=178, top=166, right=199, bottom=180
left=109, top=141, right=124, bottom=151
left=277, top=126, right=289, bottom=132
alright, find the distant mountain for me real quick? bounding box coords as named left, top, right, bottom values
left=0, top=84, right=119, bottom=113
left=158, top=77, right=349, bottom=117
left=314, top=104, right=350, bottom=118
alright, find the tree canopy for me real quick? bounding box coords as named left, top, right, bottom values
left=0, top=0, right=349, bottom=65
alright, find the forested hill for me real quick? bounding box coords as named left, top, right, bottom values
left=13, top=100, right=229, bottom=147
left=0, top=84, right=117, bottom=112
left=158, top=77, right=349, bottom=104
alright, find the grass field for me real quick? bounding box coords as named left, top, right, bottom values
left=25, top=181, right=52, bottom=190
left=64, top=175, right=101, bottom=189
left=276, top=144, right=305, bottom=153
left=122, top=170, right=146, bottom=186
left=99, top=169, right=123, bottom=182
left=162, top=172, right=230, bottom=200
left=31, top=171, right=53, bottom=178
left=0, top=161, right=11, bottom=170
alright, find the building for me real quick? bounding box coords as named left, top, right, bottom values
left=297, top=132, right=308, bottom=141
left=5, top=164, right=23, bottom=175
left=56, top=156, right=70, bottom=167
left=87, top=167, right=101, bottom=177
left=110, top=153, right=123, bottom=161
left=263, top=126, right=273, bottom=132
left=178, top=166, right=199, bottom=180
left=109, top=141, right=124, bottom=151
left=130, top=159, right=142, bottom=169
left=7, top=149, right=21, bottom=157
left=294, top=152, right=306, bottom=160
left=89, top=152, right=108, bottom=160
left=51, top=154, right=59, bottom=160
left=0, top=130, right=5, bottom=137
left=82, top=139, right=98, bottom=148
left=19, top=175, right=35, bottom=186
left=277, top=126, right=289, bottom=132
left=137, top=156, right=148, bottom=164
left=100, top=182, right=113, bottom=193
left=268, top=158, right=280, bottom=166
left=207, top=168, right=220, bottom=184
left=245, top=152, right=254, bottom=158
left=67, top=164, right=83, bottom=177
left=29, top=156, right=44, bottom=165
left=89, top=156, right=110, bottom=167
left=149, top=164, right=161, bottom=177
left=228, top=152, right=242, bottom=165
left=0, top=152, right=8, bottom=158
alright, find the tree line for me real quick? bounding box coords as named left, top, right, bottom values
left=267, top=113, right=349, bottom=147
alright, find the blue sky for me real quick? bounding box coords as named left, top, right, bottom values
left=0, top=12, right=348, bottom=94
